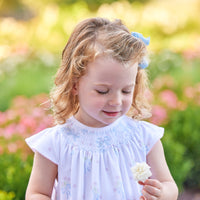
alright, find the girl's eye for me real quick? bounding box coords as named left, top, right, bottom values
left=122, top=90, right=132, bottom=94
left=96, top=90, right=109, bottom=95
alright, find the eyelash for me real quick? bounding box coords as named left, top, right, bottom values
left=96, top=90, right=108, bottom=95
left=122, top=90, right=132, bottom=94
left=96, top=90, right=132, bottom=95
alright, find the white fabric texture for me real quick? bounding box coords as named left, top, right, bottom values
left=26, top=115, right=164, bottom=200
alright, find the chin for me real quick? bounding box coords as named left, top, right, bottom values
left=103, top=118, right=119, bottom=125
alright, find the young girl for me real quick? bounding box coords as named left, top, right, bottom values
left=25, top=17, right=178, bottom=200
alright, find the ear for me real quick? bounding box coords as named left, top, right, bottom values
left=72, top=82, right=78, bottom=95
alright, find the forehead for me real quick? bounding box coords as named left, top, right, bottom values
left=85, top=57, right=138, bottom=84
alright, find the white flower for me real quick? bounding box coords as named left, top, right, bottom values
left=131, top=162, right=152, bottom=182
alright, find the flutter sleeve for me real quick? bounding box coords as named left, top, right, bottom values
left=25, top=126, right=60, bottom=165
left=138, top=121, right=164, bottom=154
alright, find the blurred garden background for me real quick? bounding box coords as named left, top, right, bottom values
left=0, top=0, right=200, bottom=199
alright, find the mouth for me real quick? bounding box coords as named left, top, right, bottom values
left=103, top=111, right=120, bottom=117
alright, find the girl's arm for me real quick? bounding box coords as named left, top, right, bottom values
left=26, top=152, right=58, bottom=200
left=141, top=140, right=178, bottom=200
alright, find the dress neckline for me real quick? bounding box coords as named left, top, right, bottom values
left=70, top=115, right=125, bottom=133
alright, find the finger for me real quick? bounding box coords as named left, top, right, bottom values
left=138, top=181, right=145, bottom=185
left=142, top=189, right=157, bottom=200
left=143, top=184, right=161, bottom=198
left=144, top=179, right=162, bottom=190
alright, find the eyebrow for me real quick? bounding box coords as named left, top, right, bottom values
left=94, top=83, right=111, bottom=87
left=94, top=83, right=135, bottom=87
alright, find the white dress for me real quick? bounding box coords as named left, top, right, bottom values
left=26, top=115, right=164, bottom=200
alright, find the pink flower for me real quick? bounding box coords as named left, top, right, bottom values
left=6, top=109, right=17, bottom=121
left=11, top=96, right=28, bottom=108
left=8, top=143, right=18, bottom=153
left=153, top=75, right=175, bottom=90
left=4, top=124, right=17, bottom=139
left=32, top=108, right=45, bottom=118
left=150, top=105, right=167, bottom=125
left=13, top=43, right=29, bottom=56
left=159, top=90, right=178, bottom=109
left=20, top=116, right=37, bottom=132
left=196, top=83, right=200, bottom=93
left=0, top=94, right=54, bottom=155
left=0, top=128, right=4, bottom=136
left=0, top=112, right=7, bottom=125
left=183, top=47, right=200, bottom=60
left=16, top=123, right=27, bottom=135
left=184, top=86, right=195, bottom=99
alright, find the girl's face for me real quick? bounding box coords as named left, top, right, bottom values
left=74, top=56, right=138, bottom=127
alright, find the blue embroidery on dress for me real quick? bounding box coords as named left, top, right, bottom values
left=113, top=177, right=126, bottom=199
left=93, top=193, right=101, bottom=200
left=65, top=184, right=71, bottom=199
left=63, top=126, right=80, bottom=140
left=61, top=181, right=71, bottom=199
left=92, top=186, right=101, bottom=200
left=84, top=155, right=92, bottom=174
left=96, top=136, right=111, bottom=152
left=61, top=116, right=136, bottom=152
left=145, top=145, right=149, bottom=153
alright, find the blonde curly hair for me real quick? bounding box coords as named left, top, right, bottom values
left=50, top=17, right=152, bottom=124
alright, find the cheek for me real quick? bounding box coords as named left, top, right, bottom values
left=90, top=95, right=106, bottom=109
left=96, top=98, right=106, bottom=108
left=85, top=92, right=106, bottom=110
left=124, top=95, right=133, bottom=107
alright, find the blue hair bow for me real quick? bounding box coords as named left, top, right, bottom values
left=131, top=32, right=150, bottom=69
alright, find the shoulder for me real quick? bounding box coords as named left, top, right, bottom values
left=25, top=120, right=71, bottom=164
left=124, top=115, right=164, bottom=134
left=137, top=120, right=164, bottom=136
left=124, top=115, right=164, bottom=153
left=123, top=115, right=163, bottom=131
left=27, top=122, right=67, bottom=142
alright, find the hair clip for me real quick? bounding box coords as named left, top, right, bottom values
left=131, top=32, right=150, bottom=45
left=131, top=32, right=150, bottom=69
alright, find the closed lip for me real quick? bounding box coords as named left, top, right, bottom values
left=103, top=111, right=120, bottom=116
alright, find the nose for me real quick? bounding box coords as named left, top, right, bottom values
left=108, top=93, right=122, bottom=106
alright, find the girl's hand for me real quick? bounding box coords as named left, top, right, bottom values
left=139, top=179, right=163, bottom=200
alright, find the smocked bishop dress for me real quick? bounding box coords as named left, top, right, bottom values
left=26, top=115, right=164, bottom=200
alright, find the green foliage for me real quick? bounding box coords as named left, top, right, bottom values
left=0, top=0, right=150, bottom=13
left=0, top=56, right=57, bottom=111
left=1, top=0, right=200, bottom=53
left=149, top=50, right=184, bottom=82
left=162, top=133, right=193, bottom=191
left=0, top=0, right=200, bottom=196
left=0, top=153, right=33, bottom=200
left=149, top=50, right=200, bottom=84
left=0, top=191, right=15, bottom=200
left=1, top=51, right=199, bottom=112
left=163, top=106, right=200, bottom=189
left=61, top=0, right=150, bottom=10
left=0, top=0, right=34, bottom=20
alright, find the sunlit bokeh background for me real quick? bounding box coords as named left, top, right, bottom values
left=0, top=0, right=200, bottom=199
